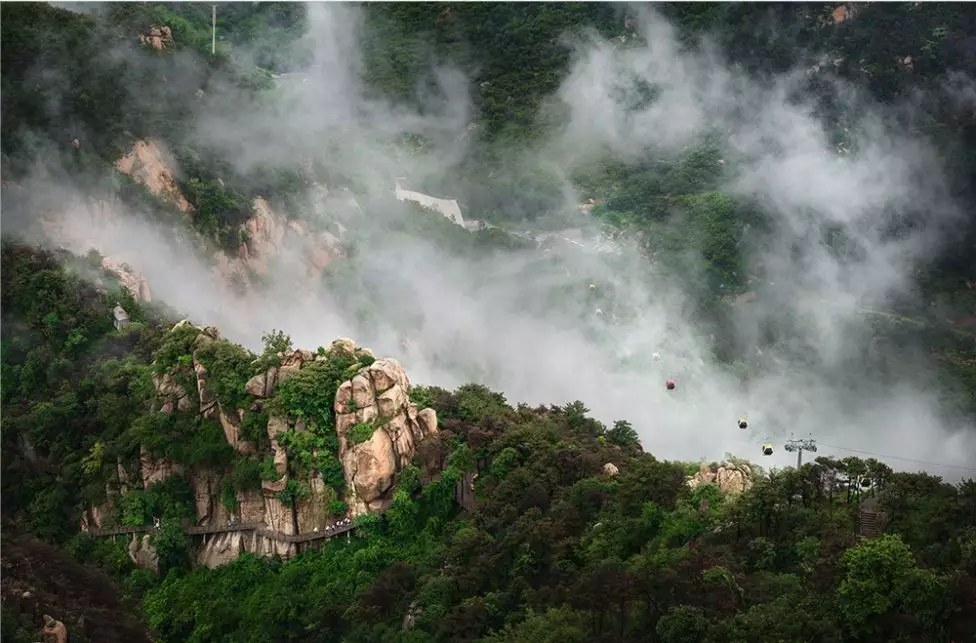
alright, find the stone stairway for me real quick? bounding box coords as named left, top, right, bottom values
left=857, top=509, right=887, bottom=539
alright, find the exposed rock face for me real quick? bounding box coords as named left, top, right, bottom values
left=194, top=359, right=220, bottom=420
left=192, top=468, right=230, bottom=526
left=687, top=461, right=754, bottom=494
left=79, top=504, right=110, bottom=532
left=296, top=474, right=332, bottom=533
left=219, top=408, right=255, bottom=454
left=244, top=347, right=316, bottom=400
left=127, top=534, right=158, bottom=573
left=41, top=614, right=68, bottom=643
left=152, top=371, right=193, bottom=414
left=216, top=197, right=345, bottom=294
left=114, top=140, right=193, bottom=213
left=138, top=25, right=175, bottom=51
left=195, top=531, right=292, bottom=568
left=100, top=257, right=152, bottom=302
left=240, top=197, right=286, bottom=276
left=197, top=532, right=246, bottom=568
left=335, top=357, right=439, bottom=515
left=234, top=489, right=265, bottom=531
left=39, top=144, right=345, bottom=307
left=139, top=446, right=183, bottom=490
left=603, top=462, right=619, bottom=477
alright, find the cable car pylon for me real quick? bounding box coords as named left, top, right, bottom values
left=784, top=436, right=818, bottom=468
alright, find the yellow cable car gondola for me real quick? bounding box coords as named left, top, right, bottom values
left=761, top=442, right=773, bottom=456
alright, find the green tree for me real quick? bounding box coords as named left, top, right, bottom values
left=153, top=518, right=191, bottom=575
left=837, top=534, right=952, bottom=641
left=606, top=419, right=642, bottom=451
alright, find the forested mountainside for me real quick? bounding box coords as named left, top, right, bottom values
left=2, top=2, right=976, bottom=643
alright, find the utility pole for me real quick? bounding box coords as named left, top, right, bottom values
left=784, top=437, right=817, bottom=468
left=212, top=5, right=216, bottom=55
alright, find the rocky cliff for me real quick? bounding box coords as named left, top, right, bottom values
left=38, top=138, right=343, bottom=307
left=114, top=140, right=194, bottom=215
left=334, top=357, right=439, bottom=515
left=80, top=323, right=438, bottom=569
left=113, top=139, right=343, bottom=297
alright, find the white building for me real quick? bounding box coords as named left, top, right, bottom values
left=112, top=304, right=130, bottom=331
left=394, top=179, right=465, bottom=227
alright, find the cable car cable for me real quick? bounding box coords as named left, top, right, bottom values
left=816, top=442, right=976, bottom=472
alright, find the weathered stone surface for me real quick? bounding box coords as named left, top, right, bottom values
left=79, top=503, right=111, bottom=532
left=263, top=414, right=290, bottom=496
left=127, top=534, right=158, bottom=573
left=100, top=256, right=152, bottom=302
left=153, top=372, right=190, bottom=415
left=263, top=494, right=294, bottom=535
left=295, top=473, right=332, bottom=533
left=219, top=408, right=255, bottom=454
left=236, top=489, right=265, bottom=524
left=115, top=140, right=191, bottom=212
left=687, top=461, right=753, bottom=494
left=334, top=358, right=438, bottom=516
left=41, top=614, right=68, bottom=643
left=193, top=359, right=219, bottom=420
left=192, top=468, right=230, bottom=526
left=139, top=446, right=182, bottom=490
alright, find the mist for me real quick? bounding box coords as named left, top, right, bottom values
left=16, top=3, right=976, bottom=480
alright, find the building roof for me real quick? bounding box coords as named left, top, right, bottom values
left=112, top=305, right=129, bottom=321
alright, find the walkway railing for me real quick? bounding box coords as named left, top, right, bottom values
left=87, top=520, right=355, bottom=543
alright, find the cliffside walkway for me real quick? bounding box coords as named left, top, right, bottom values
left=87, top=520, right=356, bottom=544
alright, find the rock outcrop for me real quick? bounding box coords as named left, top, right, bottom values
left=81, top=323, right=438, bottom=569
left=334, top=357, right=438, bottom=515
left=214, top=196, right=344, bottom=295
left=127, top=534, right=159, bottom=573
left=138, top=25, right=175, bottom=51
left=139, top=446, right=183, bottom=489
left=687, top=460, right=754, bottom=494
left=114, top=140, right=193, bottom=213
left=41, top=614, right=68, bottom=643
left=79, top=504, right=110, bottom=532
left=41, top=142, right=345, bottom=309
left=100, top=257, right=152, bottom=302
left=195, top=531, right=292, bottom=568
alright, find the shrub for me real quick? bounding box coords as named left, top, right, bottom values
left=348, top=421, right=376, bottom=446
left=268, top=350, right=358, bottom=430
left=329, top=499, right=348, bottom=516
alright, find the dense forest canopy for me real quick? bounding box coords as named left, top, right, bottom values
left=2, top=2, right=975, bottom=642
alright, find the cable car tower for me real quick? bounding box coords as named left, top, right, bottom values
left=785, top=436, right=817, bottom=468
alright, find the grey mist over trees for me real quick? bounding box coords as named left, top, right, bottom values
left=9, top=2, right=975, bottom=478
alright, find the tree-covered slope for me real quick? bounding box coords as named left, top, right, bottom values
left=2, top=238, right=975, bottom=643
